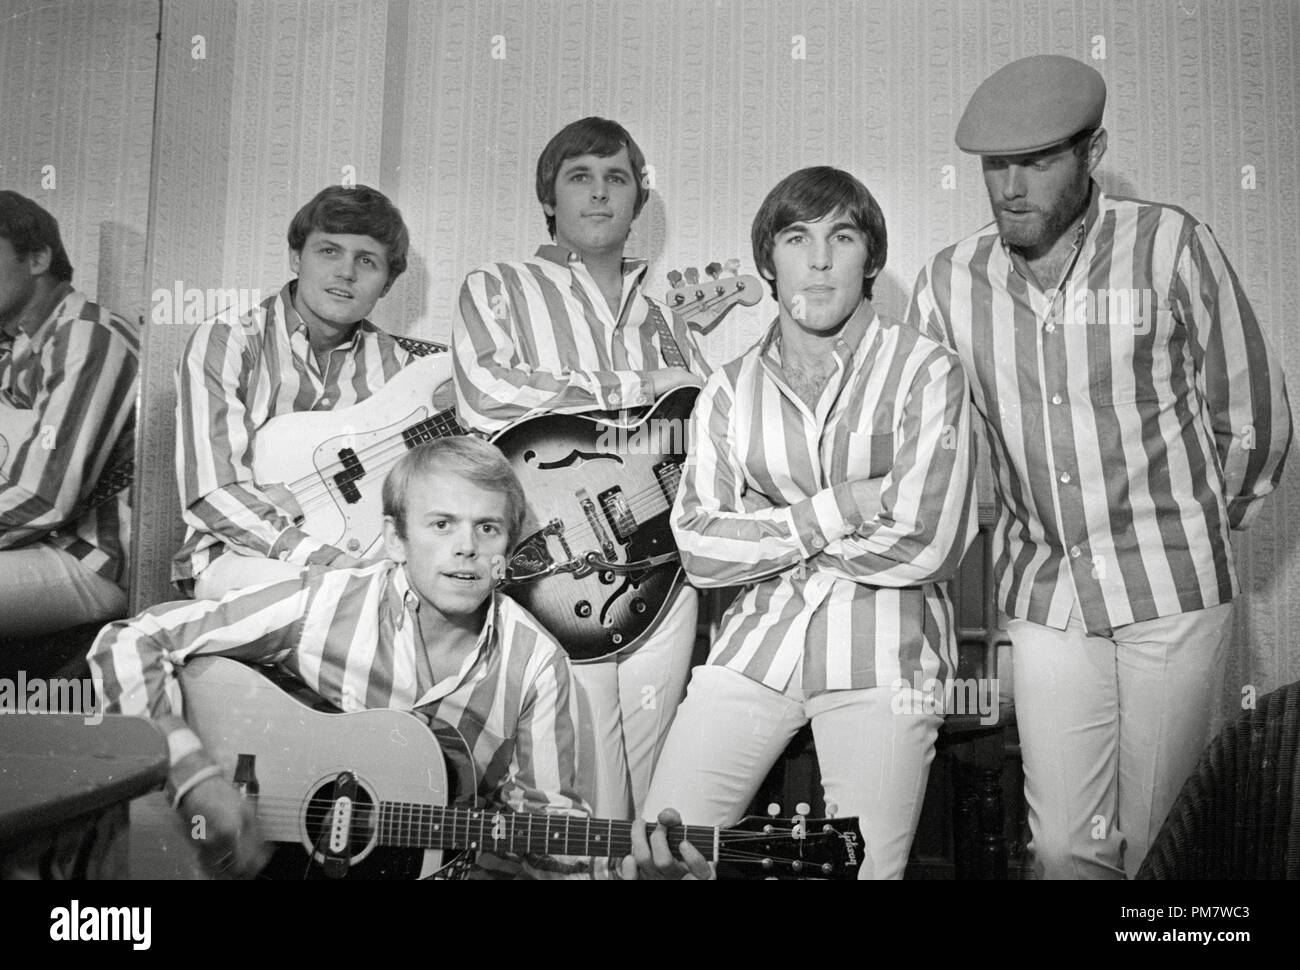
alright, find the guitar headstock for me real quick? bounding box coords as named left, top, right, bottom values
left=717, top=812, right=865, bottom=880
left=664, top=259, right=763, bottom=336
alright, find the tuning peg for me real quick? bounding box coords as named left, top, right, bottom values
left=825, top=802, right=838, bottom=817
left=667, top=269, right=683, bottom=288
left=724, top=257, right=741, bottom=275
left=795, top=802, right=810, bottom=816
left=767, top=803, right=781, bottom=818
left=705, top=261, right=722, bottom=279
left=684, top=267, right=700, bottom=285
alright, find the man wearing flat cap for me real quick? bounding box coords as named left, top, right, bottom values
left=907, top=54, right=1291, bottom=878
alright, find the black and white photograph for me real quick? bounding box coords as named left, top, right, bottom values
left=1, top=0, right=1297, bottom=946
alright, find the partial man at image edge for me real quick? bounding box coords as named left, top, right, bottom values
left=0, top=190, right=139, bottom=642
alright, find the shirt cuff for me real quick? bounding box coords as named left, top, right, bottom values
left=787, top=484, right=858, bottom=558
left=269, top=525, right=338, bottom=566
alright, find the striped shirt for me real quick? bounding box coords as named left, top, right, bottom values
left=672, top=301, right=976, bottom=693
left=907, top=185, right=1291, bottom=634
left=88, top=561, right=586, bottom=822
left=0, top=287, right=139, bottom=584
left=173, top=282, right=416, bottom=590
left=452, top=244, right=709, bottom=433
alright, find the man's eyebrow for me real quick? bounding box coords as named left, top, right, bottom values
left=315, top=236, right=381, bottom=257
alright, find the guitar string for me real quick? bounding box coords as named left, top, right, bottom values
left=283, top=435, right=688, bottom=554
left=269, top=285, right=743, bottom=504
left=275, top=412, right=462, bottom=506
left=244, top=799, right=828, bottom=860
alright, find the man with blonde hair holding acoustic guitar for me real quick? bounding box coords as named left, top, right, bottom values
left=92, top=436, right=713, bottom=880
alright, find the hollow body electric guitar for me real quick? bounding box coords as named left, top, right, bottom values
left=494, top=268, right=763, bottom=661
left=251, top=354, right=462, bottom=559
left=180, top=656, right=864, bottom=880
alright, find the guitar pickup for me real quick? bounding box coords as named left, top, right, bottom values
left=598, top=487, right=638, bottom=544
left=578, top=490, right=617, bottom=563
left=333, top=447, right=366, bottom=505
left=653, top=460, right=683, bottom=506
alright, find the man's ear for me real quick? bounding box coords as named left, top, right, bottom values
left=759, top=265, right=775, bottom=282
left=382, top=515, right=407, bottom=563
left=25, top=246, right=52, bottom=277
left=1086, top=128, right=1108, bottom=175
left=542, top=202, right=556, bottom=217
left=289, top=248, right=302, bottom=275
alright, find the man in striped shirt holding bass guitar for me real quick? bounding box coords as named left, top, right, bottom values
left=907, top=55, right=1291, bottom=878
left=173, top=185, right=428, bottom=599
left=641, top=166, right=977, bottom=879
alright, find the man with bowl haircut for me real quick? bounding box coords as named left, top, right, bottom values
left=642, top=166, right=976, bottom=879
left=92, top=437, right=662, bottom=880
left=0, top=191, right=139, bottom=639
left=173, top=184, right=427, bottom=600
left=907, top=54, right=1291, bottom=878
left=452, top=117, right=709, bottom=822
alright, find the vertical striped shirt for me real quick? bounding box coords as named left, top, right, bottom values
left=88, top=560, right=586, bottom=821
left=672, top=301, right=976, bottom=693
left=0, top=287, right=139, bottom=584
left=452, top=244, right=709, bottom=434
left=173, top=282, right=416, bottom=590
left=907, top=185, right=1291, bottom=634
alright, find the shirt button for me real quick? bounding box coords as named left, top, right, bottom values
left=1059, top=471, right=1071, bottom=484
left=1051, top=393, right=1063, bottom=405
left=1044, top=323, right=1056, bottom=333
left=1070, top=545, right=1082, bottom=559
left=609, top=391, right=621, bottom=405
left=319, top=397, right=332, bottom=408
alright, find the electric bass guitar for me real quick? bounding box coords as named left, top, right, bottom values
left=250, top=354, right=463, bottom=559
left=179, top=656, right=864, bottom=880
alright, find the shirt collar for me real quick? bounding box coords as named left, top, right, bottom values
left=759, top=297, right=878, bottom=366
left=387, top=561, right=501, bottom=655
left=4, top=281, right=77, bottom=340
left=534, top=244, right=648, bottom=283
left=999, top=179, right=1105, bottom=279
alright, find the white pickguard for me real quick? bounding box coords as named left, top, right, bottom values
left=251, top=355, right=459, bottom=558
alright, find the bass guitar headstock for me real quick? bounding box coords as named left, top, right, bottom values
left=664, top=259, right=763, bottom=336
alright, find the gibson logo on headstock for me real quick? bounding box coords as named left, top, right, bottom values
left=840, top=830, right=859, bottom=869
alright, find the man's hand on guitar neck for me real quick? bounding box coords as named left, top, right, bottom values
left=624, top=807, right=715, bottom=880
left=646, top=367, right=704, bottom=399
left=179, top=776, right=271, bottom=879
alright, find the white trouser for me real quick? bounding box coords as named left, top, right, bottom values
left=1009, top=600, right=1234, bottom=879
left=193, top=551, right=306, bottom=600
left=642, top=662, right=943, bottom=879
left=0, top=544, right=126, bottom=638
left=571, top=585, right=697, bottom=820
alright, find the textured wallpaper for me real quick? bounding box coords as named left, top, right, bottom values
left=0, top=0, right=157, bottom=322
left=134, top=0, right=1300, bottom=725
